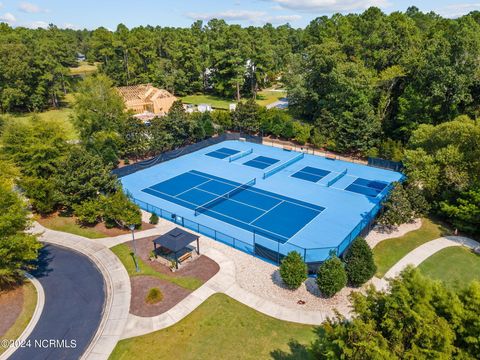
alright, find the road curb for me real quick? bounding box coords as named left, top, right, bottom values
left=0, top=273, right=45, bottom=360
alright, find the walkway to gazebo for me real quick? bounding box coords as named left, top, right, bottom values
left=152, top=227, right=200, bottom=269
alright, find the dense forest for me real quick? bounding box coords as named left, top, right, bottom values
left=0, top=6, right=479, bottom=235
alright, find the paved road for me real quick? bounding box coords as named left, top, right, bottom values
left=10, top=244, right=105, bottom=360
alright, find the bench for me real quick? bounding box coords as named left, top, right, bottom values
left=326, top=153, right=336, bottom=160
left=283, top=145, right=293, bottom=151
left=178, top=252, right=192, bottom=263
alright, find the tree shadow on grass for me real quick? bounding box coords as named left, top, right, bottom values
left=270, top=340, right=312, bottom=360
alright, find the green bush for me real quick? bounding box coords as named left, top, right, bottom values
left=73, top=198, right=103, bottom=225
left=316, top=255, right=347, bottom=297
left=279, top=251, right=308, bottom=289
left=145, top=287, right=163, bottom=304
left=149, top=212, right=159, bottom=225
left=344, top=237, right=376, bottom=287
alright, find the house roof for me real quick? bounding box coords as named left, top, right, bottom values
left=116, top=84, right=175, bottom=103
left=152, top=227, right=199, bottom=253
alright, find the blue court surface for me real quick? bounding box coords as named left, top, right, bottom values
left=121, top=140, right=404, bottom=262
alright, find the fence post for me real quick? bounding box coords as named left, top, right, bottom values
left=303, top=248, right=306, bottom=262
left=277, top=241, right=280, bottom=264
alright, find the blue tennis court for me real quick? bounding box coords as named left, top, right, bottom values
left=205, top=147, right=240, bottom=159
left=121, top=139, right=404, bottom=263
left=142, top=170, right=324, bottom=242
left=345, top=178, right=388, bottom=197
left=292, top=166, right=331, bottom=183
left=243, top=156, right=279, bottom=169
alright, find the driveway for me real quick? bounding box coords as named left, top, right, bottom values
left=10, top=244, right=105, bottom=360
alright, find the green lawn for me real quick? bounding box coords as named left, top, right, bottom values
left=69, top=61, right=99, bottom=76
left=111, top=243, right=203, bottom=291
left=181, top=94, right=233, bottom=109
left=3, top=107, right=77, bottom=140
left=373, top=218, right=451, bottom=277
left=256, top=90, right=287, bottom=107
left=109, top=293, right=315, bottom=360
left=0, top=282, right=37, bottom=355
left=181, top=89, right=287, bottom=110
left=36, top=215, right=107, bottom=239
left=419, top=247, right=480, bottom=291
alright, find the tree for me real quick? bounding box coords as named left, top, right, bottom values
left=440, top=187, right=480, bottom=235
left=311, top=267, right=480, bottom=359
left=73, top=74, right=127, bottom=165
left=316, top=254, right=347, bottom=297
left=378, top=182, right=414, bottom=228
left=0, top=184, right=41, bottom=289
left=102, top=192, right=141, bottom=228
left=343, top=237, right=376, bottom=287
left=232, top=98, right=261, bottom=133
left=279, top=251, right=308, bottom=289
left=56, top=146, right=118, bottom=211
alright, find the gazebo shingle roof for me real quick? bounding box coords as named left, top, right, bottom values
left=152, top=227, right=199, bottom=253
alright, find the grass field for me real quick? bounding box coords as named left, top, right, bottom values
left=109, top=293, right=315, bottom=360
left=419, top=247, right=480, bottom=290
left=373, top=218, right=450, bottom=277
left=0, top=282, right=37, bottom=355
left=111, top=243, right=203, bottom=291
left=181, top=89, right=287, bottom=109
left=36, top=215, right=107, bottom=239
left=69, top=61, right=99, bottom=76
left=3, top=107, right=77, bottom=140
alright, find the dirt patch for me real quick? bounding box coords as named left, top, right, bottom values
left=0, top=286, right=24, bottom=337
left=130, top=276, right=191, bottom=317
left=125, top=236, right=220, bottom=281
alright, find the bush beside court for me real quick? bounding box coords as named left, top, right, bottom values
left=344, top=237, right=377, bottom=287
left=316, top=255, right=347, bottom=298
left=279, top=251, right=307, bottom=289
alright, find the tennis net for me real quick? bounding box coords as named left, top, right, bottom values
left=194, top=178, right=257, bottom=216
left=327, top=168, right=348, bottom=187
left=229, top=148, right=253, bottom=162
left=263, top=153, right=304, bottom=179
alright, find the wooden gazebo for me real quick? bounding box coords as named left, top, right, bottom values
left=152, top=228, right=200, bottom=269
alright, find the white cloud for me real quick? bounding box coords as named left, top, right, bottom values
left=62, top=22, right=79, bottom=30
left=0, top=12, right=16, bottom=24
left=0, top=3, right=3, bottom=10
left=266, top=0, right=390, bottom=12
left=436, top=2, right=480, bottom=18
left=25, top=20, right=49, bottom=28
left=19, top=2, right=49, bottom=13
left=186, top=9, right=301, bottom=24
left=187, top=10, right=266, bottom=22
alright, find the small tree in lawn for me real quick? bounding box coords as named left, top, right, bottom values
left=316, top=252, right=347, bottom=297
left=279, top=251, right=308, bottom=289
left=344, top=237, right=376, bottom=287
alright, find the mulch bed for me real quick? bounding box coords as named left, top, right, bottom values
left=125, top=236, right=220, bottom=281
left=130, top=276, right=191, bottom=317
left=0, top=286, right=24, bottom=337
left=125, top=236, right=220, bottom=317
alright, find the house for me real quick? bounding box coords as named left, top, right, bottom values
left=116, top=84, right=177, bottom=118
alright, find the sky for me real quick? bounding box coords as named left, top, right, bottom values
left=0, top=0, right=479, bottom=30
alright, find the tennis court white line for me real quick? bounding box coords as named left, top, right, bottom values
left=248, top=200, right=285, bottom=225
left=193, top=187, right=268, bottom=213
left=190, top=171, right=323, bottom=213
left=143, top=185, right=291, bottom=241
left=175, top=178, right=213, bottom=197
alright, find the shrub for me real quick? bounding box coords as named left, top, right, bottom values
left=279, top=251, right=307, bottom=289
left=145, top=287, right=163, bottom=304
left=316, top=255, right=347, bottom=297
left=73, top=198, right=103, bottom=225
left=149, top=212, right=159, bottom=225
left=344, top=237, right=376, bottom=287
